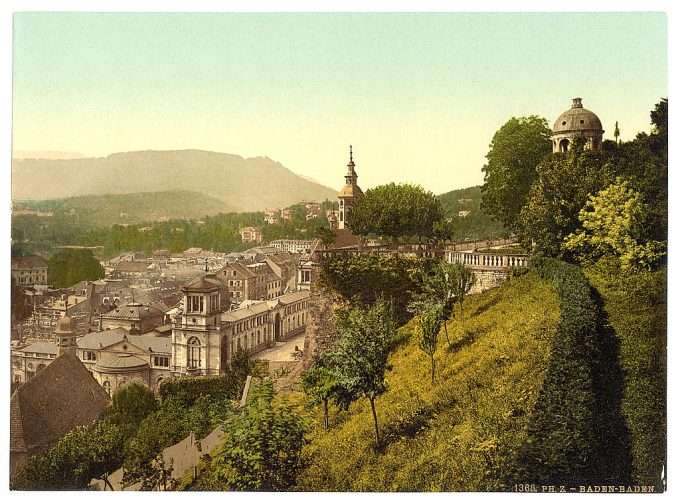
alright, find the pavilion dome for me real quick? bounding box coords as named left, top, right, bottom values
left=553, top=97, right=604, bottom=134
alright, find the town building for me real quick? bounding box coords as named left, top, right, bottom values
left=11, top=255, right=48, bottom=287
left=264, top=209, right=280, bottom=225
left=170, top=278, right=309, bottom=378
left=552, top=97, right=604, bottom=153
left=269, top=239, right=314, bottom=254
left=239, top=227, right=263, bottom=244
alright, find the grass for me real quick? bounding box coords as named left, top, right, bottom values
left=294, top=272, right=560, bottom=491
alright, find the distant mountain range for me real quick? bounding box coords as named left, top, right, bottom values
left=12, top=149, right=338, bottom=211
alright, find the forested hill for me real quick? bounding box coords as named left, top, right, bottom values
left=436, top=186, right=508, bottom=241
left=12, top=149, right=338, bottom=211
left=13, top=191, right=235, bottom=228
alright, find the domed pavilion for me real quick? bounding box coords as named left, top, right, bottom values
left=551, top=97, right=604, bottom=153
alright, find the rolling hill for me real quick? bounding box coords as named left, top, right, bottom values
left=12, top=149, right=338, bottom=211
left=12, top=190, right=236, bottom=228
left=436, top=186, right=508, bottom=241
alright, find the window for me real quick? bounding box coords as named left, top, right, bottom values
left=102, top=381, right=110, bottom=394
left=187, top=337, right=202, bottom=368
left=83, top=350, right=97, bottom=361
left=154, top=356, right=169, bottom=368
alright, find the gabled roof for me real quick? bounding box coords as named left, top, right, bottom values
left=77, top=328, right=170, bottom=354
left=218, top=262, right=256, bottom=279
left=11, top=255, right=48, bottom=269
left=181, top=274, right=222, bottom=292
left=15, top=341, right=58, bottom=355
left=10, top=353, right=110, bottom=456
left=100, top=303, right=164, bottom=321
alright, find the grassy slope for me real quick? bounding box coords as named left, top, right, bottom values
left=296, top=273, right=560, bottom=491
left=585, top=264, right=666, bottom=486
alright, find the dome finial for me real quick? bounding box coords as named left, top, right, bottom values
left=204, top=256, right=209, bottom=273
left=572, top=97, right=583, bottom=108
left=349, top=144, right=353, bottom=162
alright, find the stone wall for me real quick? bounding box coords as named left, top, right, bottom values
left=301, top=264, right=346, bottom=370
left=470, top=269, right=509, bottom=294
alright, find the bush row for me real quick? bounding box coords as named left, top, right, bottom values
left=511, top=257, right=600, bottom=486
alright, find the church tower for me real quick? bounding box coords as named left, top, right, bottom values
left=55, top=302, right=77, bottom=356
left=171, top=265, right=227, bottom=377
left=338, top=145, right=364, bottom=230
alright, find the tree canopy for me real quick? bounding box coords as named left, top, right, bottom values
left=481, top=116, right=552, bottom=232
left=47, top=248, right=105, bottom=288
left=212, top=380, right=307, bottom=491
left=331, top=298, right=397, bottom=447
left=347, top=183, right=445, bottom=242
left=564, top=178, right=666, bottom=271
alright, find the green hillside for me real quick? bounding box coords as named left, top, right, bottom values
left=296, top=272, right=560, bottom=491
left=436, top=186, right=508, bottom=241
left=13, top=190, right=234, bottom=227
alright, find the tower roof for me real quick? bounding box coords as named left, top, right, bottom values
left=552, top=98, right=604, bottom=134
left=54, top=313, right=77, bottom=335
left=338, top=144, right=363, bottom=198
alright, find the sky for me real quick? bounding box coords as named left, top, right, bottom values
left=12, top=11, right=668, bottom=194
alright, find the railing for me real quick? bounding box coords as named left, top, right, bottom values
left=446, top=251, right=528, bottom=270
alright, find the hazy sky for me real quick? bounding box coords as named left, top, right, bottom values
left=12, top=12, right=667, bottom=194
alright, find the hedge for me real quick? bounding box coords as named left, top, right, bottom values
left=511, top=257, right=601, bottom=486
left=159, top=374, right=243, bottom=406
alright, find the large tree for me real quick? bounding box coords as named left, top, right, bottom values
left=347, top=183, right=445, bottom=242
left=212, top=380, right=307, bottom=491
left=481, top=116, right=552, bottom=232
left=47, top=248, right=104, bottom=288
left=564, top=178, right=666, bottom=271
left=518, top=138, right=615, bottom=258
left=331, top=298, right=397, bottom=448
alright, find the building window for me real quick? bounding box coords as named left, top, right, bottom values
left=103, top=381, right=111, bottom=395
left=187, top=337, right=202, bottom=369
left=83, top=350, right=97, bottom=361
left=154, top=356, right=170, bottom=368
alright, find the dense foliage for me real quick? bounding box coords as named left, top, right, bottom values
left=480, top=116, right=552, bottom=232
left=11, top=421, right=126, bottom=490
left=77, top=204, right=331, bottom=259
left=158, top=349, right=252, bottom=406
left=348, top=183, right=446, bottom=242
left=47, top=248, right=105, bottom=287
left=586, top=261, right=666, bottom=487
left=564, top=178, right=666, bottom=270
left=320, top=253, right=435, bottom=325
left=211, top=380, right=308, bottom=490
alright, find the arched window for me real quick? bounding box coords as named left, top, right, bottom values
left=559, top=138, right=570, bottom=153
left=187, top=337, right=202, bottom=369
left=103, top=381, right=111, bottom=395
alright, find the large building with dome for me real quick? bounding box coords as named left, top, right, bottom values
left=551, top=97, right=604, bottom=153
